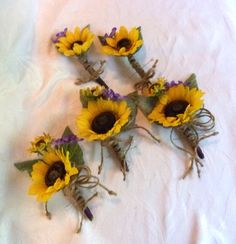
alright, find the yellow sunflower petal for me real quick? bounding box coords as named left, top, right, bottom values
left=74, top=27, right=81, bottom=40
left=32, top=162, right=48, bottom=175
left=118, top=26, right=128, bottom=39
left=64, top=50, right=75, bottom=56
left=102, top=46, right=118, bottom=55
left=58, top=37, right=70, bottom=48
left=106, top=37, right=116, bottom=47
left=119, top=47, right=126, bottom=54
left=128, top=27, right=139, bottom=42
left=28, top=183, right=46, bottom=195
left=73, top=43, right=82, bottom=55
left=53, top=178, right=65, bottom=190
left=81, top=27, right=90, bottom=42
left=70, top=167, right=79, bottom=176
left=66, top=31, right=76, bottom=44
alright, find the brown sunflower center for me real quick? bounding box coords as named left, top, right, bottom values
left=91, top=111, right=116, bottom=134
left=45, top=161, right=66, bottom=187
left=164, top=100, right=189, bottom=117
left=117, top=38, right=132, bottom=50
left=35, top=139, right=45, bottom=147
left=72, top=41, right=83, bottom=48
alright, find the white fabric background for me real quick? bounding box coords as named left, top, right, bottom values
left=1, top=0, right=236, bottom=243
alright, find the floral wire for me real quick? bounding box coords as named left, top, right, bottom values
left=126, top=124, right=160, bottom=143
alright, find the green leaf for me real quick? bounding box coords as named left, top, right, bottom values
left=185, top=73, right=198, bottom=89
left=61, top=126, right=84, bottom=167
left=137, top=26, right=143, bottom=40
left=83, top=24, right=90, bottom=30
left=98, top=35, right=105, bottom=45
left=14, top=159, right=39, bottom=175
left=134, top=94, right=157, bottom=117
left=123, top=92, right=138, bottom=129
left=62, top=126, right=74, bottom=137
left=61, top=142, right=84, bottom=167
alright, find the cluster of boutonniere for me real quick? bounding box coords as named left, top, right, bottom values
left=15, top=127, right=116, bottom=232
left=53, top=26, right=160, bottom=181
left=14, top=24, right=219, bottom=234
left=99, top=26, right=218, bottom=178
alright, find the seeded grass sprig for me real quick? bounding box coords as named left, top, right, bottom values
left=98, top=26, right=158, bottom=90
left=53, top=26, right=108, bottom=88
left=14, top=126, right=116, bottom=233
left=134, top=74, right=218, bottom=178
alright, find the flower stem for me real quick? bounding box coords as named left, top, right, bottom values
left=127, top=55, right=158, bottom=90
left=127, top=55, right=146, bottom=78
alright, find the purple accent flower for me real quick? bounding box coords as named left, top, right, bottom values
left=52, top=28, right=68, bottom=43
left=52, top=134, right=82, bottom=147
left=196, top=146, right=205, bottom=159
left=84, top=207, right=93, bottom=221
left=184, top=81, right=192, bottom=87
left=165, top=80, right=194, bottom=89
left=102, top=88, right=125, bottom=101
left=101, top=27, right=117, bottom=45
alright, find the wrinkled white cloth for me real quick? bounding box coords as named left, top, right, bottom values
left=0, top=0, right=236, bottom=243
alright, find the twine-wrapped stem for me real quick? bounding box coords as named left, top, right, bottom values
left=127, top=55, right=158, bottom=90
left=78, top=54, right=109, bottom=88
left=170, top=108, right=218, bottom=178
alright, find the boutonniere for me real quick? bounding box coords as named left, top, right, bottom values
left=76, top=86, right=160, bottom=180
left=98, top=26, right=158, bottom=90
left=53, top=26, right=108, bottom=88
left=134, top=74, right=218, bottom=178
left=15, top=127, right=116, bottom=233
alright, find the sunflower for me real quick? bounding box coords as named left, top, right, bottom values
left=55, top=26, right=94, bottom=56
left=28, top=149, right=78, bottom=202
left=148, top=84, right=204, bottom=127
left=101, top=26, right=143, bottom=56
left=76, top=99, right=131, bottom=141
left=29, top=133, right=53, bottom=154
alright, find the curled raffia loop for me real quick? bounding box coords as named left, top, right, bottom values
left=76, top=165, right=100, bottom=188
left=75, top=165, right=117, bottom=195
left=191, top=108, right=216, bottom=131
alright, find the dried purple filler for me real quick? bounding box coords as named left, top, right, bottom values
left=52, top=134, right=82, bottom=147
left=84, top=207, right=93, bottom=221
left=52, top=28, right=67, bottom=43
left=102, top=88, right=125, bottom=101
left=165, top=80, right=185, bottom=89
left=165, top=80, right=194, bottom=89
